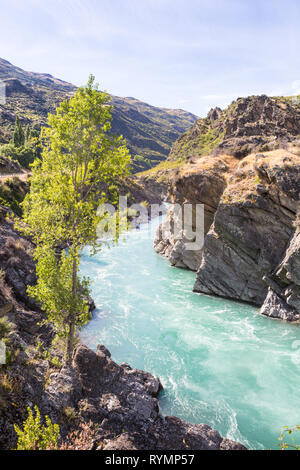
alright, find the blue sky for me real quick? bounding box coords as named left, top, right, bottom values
left=0, top=0, right=300, bottom=115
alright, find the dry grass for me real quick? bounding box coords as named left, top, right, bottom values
left=221, top=149, right=300, bottom=204
left=0, top=373, right=14, bottom=393
left=2, top=235, right=32, bottom=256
left=0, top=372, right=22, bottom=409
left=63, top=407, right=77, bottom=426
left=177, top=154, right=238, bottom=180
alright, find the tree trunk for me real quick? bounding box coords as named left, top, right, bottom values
left=66, top=255, right=77, bottom=365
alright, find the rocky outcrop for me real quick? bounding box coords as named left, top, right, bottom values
left=193, top=152, right=300, bottom=312
left=40, top=344, right=245, bottom=450
left=120, top=175, right=168, bottom=206
left=154, top=156, right=230, bottom=270
left=169, top=95, right=300, bottom=163
left=0, top=209, right=245, bottom=450
left=260, top=222, right=300, bottom=321
left=155, top=112, right=300, bottom=321
left=0, top=213, right=38, bottom=310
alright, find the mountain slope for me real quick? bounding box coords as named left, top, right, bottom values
left=0, top=58, right=197, bottom=172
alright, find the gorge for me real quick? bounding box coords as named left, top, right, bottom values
left=80, top=216, right=300, bottom=450
left=0, top=59, right=300, bottom=451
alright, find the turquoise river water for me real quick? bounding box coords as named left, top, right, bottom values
left=80, top=216, right=300, bottom=450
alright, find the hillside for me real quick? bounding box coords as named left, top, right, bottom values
left=0, top=58, right=197, bottom=172
left=140, top=94, right=300, bottom=180
left=168, top=94, right=300, bottom=162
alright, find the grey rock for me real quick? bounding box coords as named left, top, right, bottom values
left=260, top=289, right=300, bottom=322
left=260, top=224, right=300, bottom=321
left=102, top=433, right=137, bottom=450
left=41, top=366, right=82, bottom=421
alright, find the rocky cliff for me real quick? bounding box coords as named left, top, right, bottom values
left=155, top=95, right=300, bottom=322
left=169, top=94, right=300, bottom=162
left=0, top=58, right=197, bottom=173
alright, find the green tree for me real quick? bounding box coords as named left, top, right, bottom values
left=21, top=76, right=131, bottom=364
left=12, top=116, right=25, bottom=147
left=14, top=406, right=59, bottom=450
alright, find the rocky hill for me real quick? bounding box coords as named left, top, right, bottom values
left=154, top=95, right=300, bottom=322
left=0, top=58, right=197, bottom=172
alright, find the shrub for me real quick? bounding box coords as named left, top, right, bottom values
left=14, top=405, right=60, bottom=450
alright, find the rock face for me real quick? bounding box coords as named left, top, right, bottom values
left=0, top=214, right=38, bottom=310
left=0, top=210, right=245, bottom=450
left=194, top=152, right=299, bottom=306
left=169, top=95, right=300, bottom=163
left=154, top=156, right=229, bottom=270
left=155, top=95, right=300, bottom=322
left=260, top=224, right=300, bottom=321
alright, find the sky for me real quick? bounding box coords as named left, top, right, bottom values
left=0, top=0, right=300, bottom=116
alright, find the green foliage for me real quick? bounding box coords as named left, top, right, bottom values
left=1, top=118, right=41, bottom=169
left=25, top=124, right=31, bottom=142
left=28, top=246, right=90, bottom=348
left=170, top=121, right=225, bottom=162
left=0, top=117, right=41, bottom=169
left=137, top=158, right=184, bottom=182
left=35, top=339, right=62, bottom=369
left=133, top=154, right=153, bottom=171
left=14, top=406, right=60, bottom=450
left=12, top=116, right=25, bottom=148
left=20, top=76, right=131, bottom=363
left=5, top=348, right=13, bottom=366
left=0, top=141, right=40, bottom=169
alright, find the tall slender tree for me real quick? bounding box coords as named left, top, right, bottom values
left=12, top=116, right=25, bottom=147
left=21, top=76, right=131, bottom=363
left=25, top=124, right=31, bottom=143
